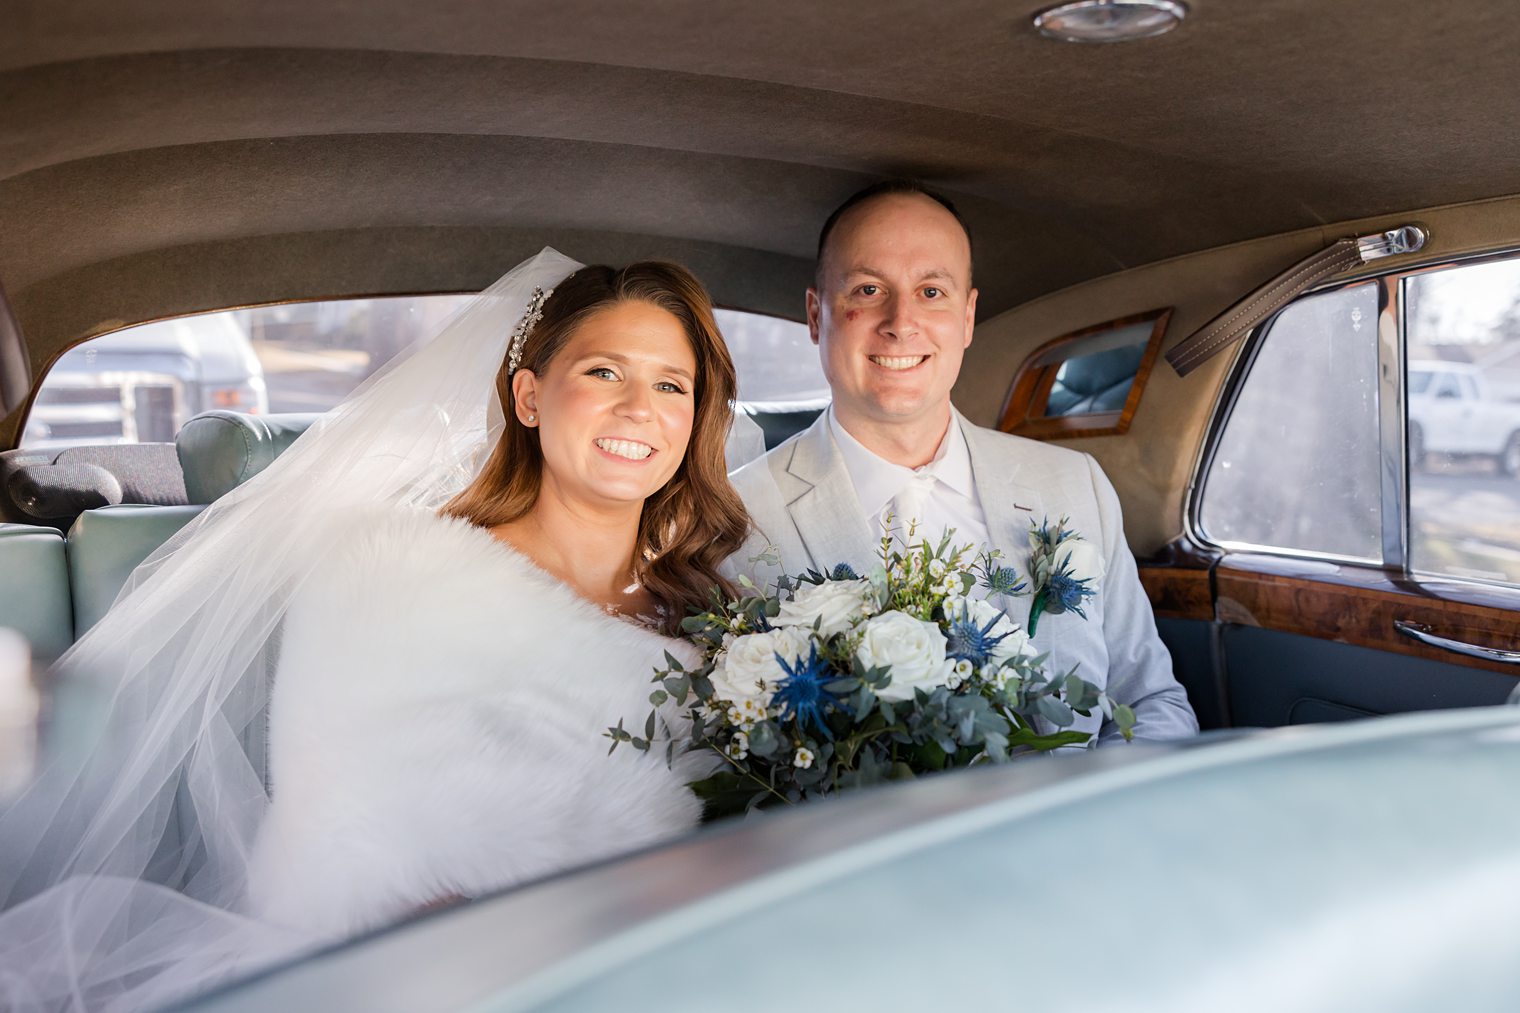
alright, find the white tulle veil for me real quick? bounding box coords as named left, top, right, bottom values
left=0, top=248, right=765, bottom=1010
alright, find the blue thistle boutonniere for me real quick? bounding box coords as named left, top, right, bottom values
left=1025, top=517, right=1105, bottom=636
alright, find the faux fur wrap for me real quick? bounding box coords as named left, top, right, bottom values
left=246, top=507, right=708, bottom=939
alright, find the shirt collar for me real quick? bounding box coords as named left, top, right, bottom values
left=827, top=406, right=976, bottom=516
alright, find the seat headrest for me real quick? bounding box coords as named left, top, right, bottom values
left=176, top=411, right=320, bottom=504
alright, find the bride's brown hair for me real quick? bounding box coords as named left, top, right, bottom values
left=442, top=262, right=750, bottom=631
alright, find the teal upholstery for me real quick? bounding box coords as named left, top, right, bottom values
left=176, top=411, right=320, bottom=505
left=66, top=505, right=203, bottom=636
left=1046, top=343, right=1147, bottom=417
left=0, top=522, right=74, bottom=663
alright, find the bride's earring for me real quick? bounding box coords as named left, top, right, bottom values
left=526, top=414, right=536, bottom=424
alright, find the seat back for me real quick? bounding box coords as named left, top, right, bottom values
left=0, top=523, right=74, bottom=663
left=66, top=505, right=203, bottom=637
left=176, top=411, right=320, bottom=505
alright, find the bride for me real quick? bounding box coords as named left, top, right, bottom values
left=0, top=250, right=751, bottom=1008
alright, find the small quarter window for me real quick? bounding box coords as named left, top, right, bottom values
left=998, top=309, right=1169, bottom=439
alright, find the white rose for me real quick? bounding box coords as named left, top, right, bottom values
left=1055, top=540, right=1106, bottom=588
left=772, top=579, right=873, bottom=638
left=948, top=597, right=1033, bottom=663
left=855, top=610, right=949, bottom=702
left=710, top=628, right=808, bottom=706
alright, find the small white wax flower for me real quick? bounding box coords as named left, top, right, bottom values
left=726, top=732, right=750, bottom=760
left=929, top=559, right=948, bottom=578
left=793, top=746, right=816, bottom=769
left=954, top=659, right=974, bottom=679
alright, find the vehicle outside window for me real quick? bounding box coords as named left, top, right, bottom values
left=22, top=299, right=821, bottom=450
left=1198, top=254, right=1520, bottom=589
left=1405, top=257, right=1520, bottom=585
left=24, top=315, right=269, bottom=449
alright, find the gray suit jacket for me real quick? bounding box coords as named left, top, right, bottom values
left=727, top=409, right=1198, bottom=744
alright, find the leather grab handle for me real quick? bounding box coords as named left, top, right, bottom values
left=1165, top=238, right=1364, bottom=377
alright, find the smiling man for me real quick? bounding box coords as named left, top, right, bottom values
left=729, top=180, right=1198, bottom=743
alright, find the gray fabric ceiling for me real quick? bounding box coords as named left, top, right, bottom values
left=3, top=0, right=1519, bottom=355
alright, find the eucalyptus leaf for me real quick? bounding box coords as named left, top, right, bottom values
left=1035, top=695, right=1075, bottom=728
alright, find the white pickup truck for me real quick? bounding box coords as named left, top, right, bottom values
left=1407, top=360, right=1520, bottom=476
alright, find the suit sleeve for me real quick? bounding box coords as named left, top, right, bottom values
left=1084, top=454, right=1200, bottom=743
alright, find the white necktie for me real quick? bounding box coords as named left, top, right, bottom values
left=888, top=471, right=937, bottom=536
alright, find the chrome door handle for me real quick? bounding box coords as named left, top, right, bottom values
left=1394, top=620, right=1520, bottom=665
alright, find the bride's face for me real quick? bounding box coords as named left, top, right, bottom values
left=517, top=300, right=698, bottom=509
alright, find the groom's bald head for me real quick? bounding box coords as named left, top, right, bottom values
left=815, top=180, right=974, bottom=287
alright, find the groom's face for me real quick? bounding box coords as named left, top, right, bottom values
left=809, top=193, right=977, bottom=431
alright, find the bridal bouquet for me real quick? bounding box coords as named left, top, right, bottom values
left=608, top=522, right=1135, bottom=818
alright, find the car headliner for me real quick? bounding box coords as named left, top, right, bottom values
left=4, top=0, right=1520, bottom=530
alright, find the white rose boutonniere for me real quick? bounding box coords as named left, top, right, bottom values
left=772, top=578, right=873, bottom=638
left=855, top=610, right=949, bottom=702
left=1026, top=517, right=1104, bottom=635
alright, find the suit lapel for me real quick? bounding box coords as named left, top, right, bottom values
left=959, top=410, right=1046, bottom=567
left=785, top=416, right=879, bottom=574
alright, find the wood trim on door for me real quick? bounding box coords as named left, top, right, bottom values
left=1139, top=555, right=1520, bottom=678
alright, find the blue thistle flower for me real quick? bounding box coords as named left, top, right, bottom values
left=1044, top=557, right=1096, bottom=618
left=945, top=611, right=1012, bottom=668
left=829, top=562, right=860, bottom=581
left=772, top=644, right=841, bottom=739
left=979, top=565, right=1027, bottom=597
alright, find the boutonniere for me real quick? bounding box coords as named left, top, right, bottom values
left=1025, top=517, right=1105, bottom=636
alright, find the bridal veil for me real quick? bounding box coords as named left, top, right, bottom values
left=0, top=249, right=609, bottom=1010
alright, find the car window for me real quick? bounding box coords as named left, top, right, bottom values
left=22, top=298, right=820, bottom=450
left=1405, top=258, right=1520, bottom=586
left=1199, top=254, right=1520, bottom=590
left=1197, top=282, right=1382, bottom=560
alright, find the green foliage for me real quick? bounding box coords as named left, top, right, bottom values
left=607, top=525, right=1133, bottom=815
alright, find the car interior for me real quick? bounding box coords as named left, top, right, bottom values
left=2, top=0, right=1518, bottom=751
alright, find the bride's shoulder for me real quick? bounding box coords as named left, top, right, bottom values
left=296, top=506, right=532, bottom=611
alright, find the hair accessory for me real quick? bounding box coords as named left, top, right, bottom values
left=507, top=286, right=553, bottom=376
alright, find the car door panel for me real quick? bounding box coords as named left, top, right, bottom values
left=1141, top=558, right=1518, bottom=729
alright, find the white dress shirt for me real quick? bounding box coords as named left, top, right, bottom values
left=828, top=407, right=992, bottom=554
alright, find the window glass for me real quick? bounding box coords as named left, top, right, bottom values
left=713, top=309, right=828, bottom=407
left=23, top=299, right=820, bottom=450
left=1199, top=282, right=1382, bottom=559
left=1404, top=259, right=1520, bottom=586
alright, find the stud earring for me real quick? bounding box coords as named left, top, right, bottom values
left=527, top=414, right=536, bottom=424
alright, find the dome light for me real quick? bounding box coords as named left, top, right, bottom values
left=1032, top=0, right=1189, bottom=43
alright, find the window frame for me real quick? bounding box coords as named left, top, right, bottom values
left=1189, top=246, right=1520, bottom=606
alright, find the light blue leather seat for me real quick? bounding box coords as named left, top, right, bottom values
left=66, top=505, right=203, bottom=636
left=0, top=522, right=74, bottom=663
left=65, top=411, right=319, bottom=638
left=176, top=410, right=320, bottom=505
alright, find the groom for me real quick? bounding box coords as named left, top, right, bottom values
left=729, top=180, right=1198, bottom=743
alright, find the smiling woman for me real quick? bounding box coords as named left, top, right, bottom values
left=0, top=251, right=753, bottom=1006
left=441, top=261, right=749, bottom=629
